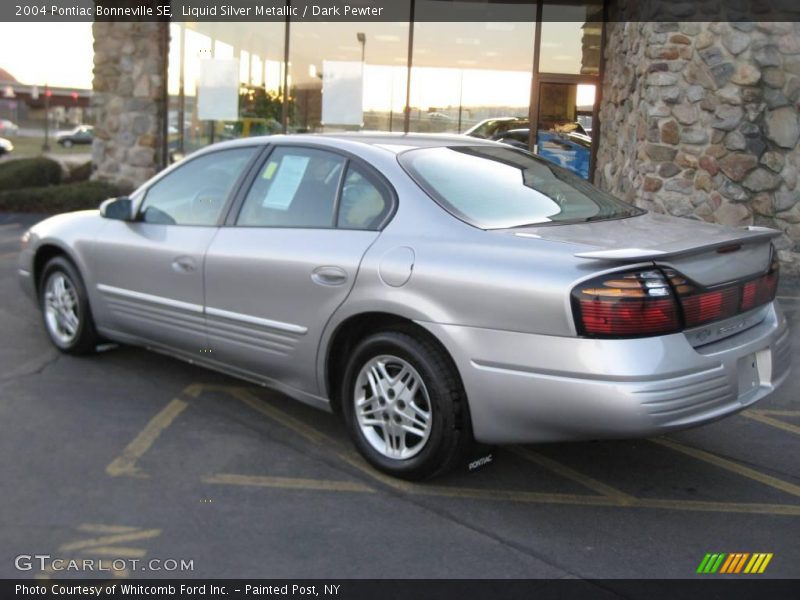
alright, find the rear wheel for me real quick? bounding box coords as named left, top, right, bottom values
left=341, top=329, right=470, bottom=480
left=39, top=256, right=99, bottom=354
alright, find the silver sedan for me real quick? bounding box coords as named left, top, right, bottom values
left=18, top=134, right=791, bottom=479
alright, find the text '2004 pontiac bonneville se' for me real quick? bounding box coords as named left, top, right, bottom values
left=19, top=134, right=790, bottom=479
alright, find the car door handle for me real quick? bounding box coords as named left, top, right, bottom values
left=311, top=266, right=348, bottom=286
left=172, top=256, right=197, bottom=273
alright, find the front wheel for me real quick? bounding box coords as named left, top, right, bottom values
left=341, top=329, right=471, bottom=480
left=39, top=256, right=100, bottom=354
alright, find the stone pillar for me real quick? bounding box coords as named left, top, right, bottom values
left=91, top=21, right=168, bottom=191
left=597, top=20, right=800, bottom=275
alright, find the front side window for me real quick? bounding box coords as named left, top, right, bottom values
left=399, top=145, right=643, bottom=229
left=139, top=147, right=257, bottom=226
left=237, top=147, right=345, bottom=228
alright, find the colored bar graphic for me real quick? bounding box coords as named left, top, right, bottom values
left=719, top=554, right=736, bottom=574
left=698, top=552, right=772, bottom=574
left=710, top=553, right=725, bottom=573
left=734, top=553, right=750, bottom=573
left=758, top=554, right=773, bottom=573
left=696, top=553, right=712, bottom=574
left=744, top=554, right=760, bottom=574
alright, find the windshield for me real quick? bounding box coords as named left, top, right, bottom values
left=399, top=145, right=643, bottom=229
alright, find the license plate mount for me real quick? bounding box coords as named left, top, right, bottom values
left=737, top=352, right=760, bottom=399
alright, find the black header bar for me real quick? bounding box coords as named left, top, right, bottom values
left=4, top=0, right=800, bottom=22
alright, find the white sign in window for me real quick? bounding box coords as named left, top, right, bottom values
left=262, top=155, right=310, bottom=210
left=197, top=59, right=239, bottom=121
left=322, top=60, right=364, bottom=127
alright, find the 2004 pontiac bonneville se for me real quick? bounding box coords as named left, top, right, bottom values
left=18, top=134, right=791, bottom=479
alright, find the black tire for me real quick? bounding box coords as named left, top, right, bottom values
left=39, top=256, right=100, bottom=354
left=341, top=328, right=471, bottom=480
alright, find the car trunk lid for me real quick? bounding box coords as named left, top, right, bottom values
left=509, top=212, right=778, bottom=286
left=507, top=213, right=780, bottom=345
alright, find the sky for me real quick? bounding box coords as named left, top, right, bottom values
left=0, top=23, right=94, bottom=88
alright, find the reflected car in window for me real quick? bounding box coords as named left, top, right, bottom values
left=0, top=137, right=13, bottom=156
left=0, top=119, right=19, bottom=136
left=18, top=135, right=790, bottom=480
left=56, top=125, right=94, bottom=147
left=464, top=117, right=529, bottom=140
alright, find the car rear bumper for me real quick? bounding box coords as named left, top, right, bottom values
left=419, top=302, right=791, bottom=445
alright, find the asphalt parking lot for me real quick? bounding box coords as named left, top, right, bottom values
left=1, top=212, right=799, bottom=582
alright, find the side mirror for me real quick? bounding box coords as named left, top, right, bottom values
left=100, top=197, right=134, bottom=221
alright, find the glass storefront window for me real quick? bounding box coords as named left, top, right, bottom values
left=539, top=3, right=603, bottom=75
left=165, top=0, right=601, bottom=180
left=168, top=22, right=286, bottom=157
left=410, top=1, right=536, bottom=136
left=287, top=16, right=411, bottom=132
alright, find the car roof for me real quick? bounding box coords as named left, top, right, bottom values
left=198, top=132, right=500, bottom=155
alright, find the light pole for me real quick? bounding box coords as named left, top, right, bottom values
left=356, top=32, right=366, bottom=64
left=357, top=32, right=366, bottom=131
left=42, top=84, right=51, bottom=152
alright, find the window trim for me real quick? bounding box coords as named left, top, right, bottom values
left=227, top=143, right=399, bottom=232
left=135, top=144, right=265, bottom=227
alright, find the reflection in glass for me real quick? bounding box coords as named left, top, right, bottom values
left=410, top=13, right=536, bottom=134
left=535, top=82, right=596, bottom=179
left=400, top=146, right=641, bottom=230
left=168, top=22, right=286, bottom=156
left=288, top=18, right=411, bottom=132
left=539, top=3, right=603, bottom=75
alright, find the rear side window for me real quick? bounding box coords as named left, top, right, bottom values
left=337, top=163, right=392, bottom=230
left=399, top=145, right=643, bottom=229
left=237, top=147, right=345, bottom=228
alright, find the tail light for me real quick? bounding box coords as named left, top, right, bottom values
left=741, top=252, right=779, bottom=311
left=571, top=269, right=681, bottom=337
left=663, top=249, right=779, bottom=328
left=572, top=248, right=779, bottom=338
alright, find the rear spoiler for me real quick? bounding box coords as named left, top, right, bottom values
left=574, top=226, right=781, bottom=262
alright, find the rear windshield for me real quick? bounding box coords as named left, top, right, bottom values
left=399, top=145, right=643, bottom=229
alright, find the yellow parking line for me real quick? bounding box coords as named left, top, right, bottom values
left=59, top=529, right=161, bottom=552
left=653, top=438, right=800, bottom=499
left=80, top=547, right=148, bottom=558
left=203, top=473, right=375, bottom=493
left=106, top=398, right=188, bottom=477
left=231, top=389, right=330, bottom=446
left=201, top=384, right=800, bottom=516
left=750, top=409, right=800, bottom=417
left=512, top=447, right=637, bottom=505
left=78, top=524, right=140, bottom=534
left=415, top=486, right=623, bottom=506
left=744, top=411, right=800, bottom=437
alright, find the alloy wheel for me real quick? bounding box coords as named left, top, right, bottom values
left=353, top=354, right=433, bottom=460
left=43, top=272, right=80, bottom=345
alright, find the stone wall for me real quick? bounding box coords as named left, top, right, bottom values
left=91, top=21, right=168, bottom=191
left=598, top=21, right=800, bottom=274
